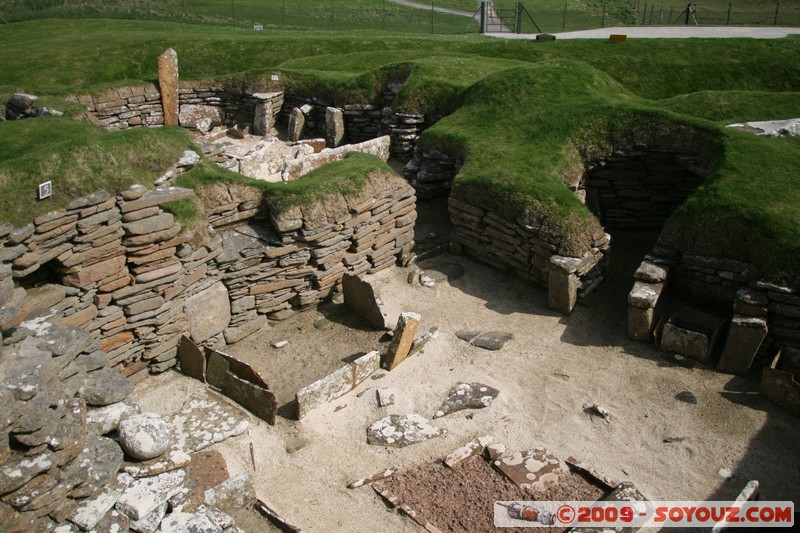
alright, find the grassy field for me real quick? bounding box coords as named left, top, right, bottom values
left=0, top=0, right=479, bottom=33
left=1, top=19, right=799, bottom=280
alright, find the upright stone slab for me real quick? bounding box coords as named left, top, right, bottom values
left=383, top=312, right=421, bottom=371
left=342, top=274, right=388, bottom=329
left=718, top=315, right=768, bottom=375
left=325, top=107, right=344, bottom=148
left=287, top=107, right=305, bottom=142
left=184, top=282, right=230, bottom=343
left=252, top=92, right=278, bottom=135
left=548, top=269, right=577, bottom=315
left=158, top=48, right=179, bottom=126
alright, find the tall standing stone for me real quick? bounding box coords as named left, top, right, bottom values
left=158, top=48, right=179, bottom=126
left=287, top=107, right=305, bottom=142
left=325, top=107, right=344, bottom=148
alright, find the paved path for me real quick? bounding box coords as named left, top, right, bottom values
left=489, top=25, right=800, bottom=39
left=388, top=0, right=479, bottom=19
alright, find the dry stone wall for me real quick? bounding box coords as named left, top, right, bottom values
left=1, top=171, right=416, bottom=377
left=583, top=149, right=706, bottom=230
left=448, top=197, right=610, bottom=315
left=281, top=89, right=436, bottom=160
left=73, top=84, right=284, bottom=132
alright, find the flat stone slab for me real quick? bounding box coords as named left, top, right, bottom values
left=456, top=329, right=514, bottom=351
left=116, top=468, right=186, bottom=520
left=434, top=382, right=500, bottom=418
left=492, top=447, right=564, bottom=492
left=169, top=389, right=249, bottom=454
left=367, top=413, right=444, bottom=447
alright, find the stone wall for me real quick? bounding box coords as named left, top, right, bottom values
left=0, top=172, right=416, bottom=379
left=583, top=149, right=706, bottom=230
left=626, top=238, right=800, bottom=375
left=448, top=197, right=610, bottom=315
left=73, top=84, right=284, bottom=132
left=280, top=90, right=436, bottom=160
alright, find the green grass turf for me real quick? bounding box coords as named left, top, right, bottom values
left=1, top=19, right=799, bottom=280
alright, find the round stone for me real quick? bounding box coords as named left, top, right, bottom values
left=117, top=413, right=171, bottom=460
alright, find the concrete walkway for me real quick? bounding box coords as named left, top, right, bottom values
left=488, top=25, right=800, bottom=39
left=388, top=0, right=479, bottom=19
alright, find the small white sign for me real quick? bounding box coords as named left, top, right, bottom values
left=38, top=181, right=52, bottom=200
left=253, top=23, right=264, bottom=31
left=271, top=74, right=280, bottom=81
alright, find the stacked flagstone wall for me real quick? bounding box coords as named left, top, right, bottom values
left=72, top=83, right=284, bottom=132
left=1, top=172, right=416, bottom=377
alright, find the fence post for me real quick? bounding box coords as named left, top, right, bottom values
left=515, top=2, right=523, bottom=33
left=773, top=1, right=780, bottom=25
left=649, top=4, right=654, bottom=23
left=642, top=2, right=647, bottom=24
left=668, top=6, right=673, bottom=23
left=480, top=1, right=487, bottom=33
left=562, top=0, right=567, bottom=31
left=726, top=3, right=731, bottom=24
left=659, top=6, right=663, bottom=24
left=602, top=1, right=606, bottom=27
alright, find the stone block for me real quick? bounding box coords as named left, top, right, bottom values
left=717, top=315, right=768, bottom=375
left=628, top=280, right=664, bottom=309
left=61, top=254, right=126, bottom=288
left=628, top=305, right=655, bottom=342
left=660, top=308, right=726, bottom=363
left=382, top=312, right=421, bottom=371
left=547, top=268, right=577, bottom=315
left=158, top=48, right=178, bottom=126
left=179, top=104, right=223, bottom=130
left=184, top=282, right=230, bottom=343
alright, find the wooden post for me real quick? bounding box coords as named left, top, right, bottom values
left=659, top=6, right=664, bottom=24
left=726, top=2, right=732, bottom=25
left=642, top=2, right=647, bottom=24
left=773, top=1, right=780, bottom=25
left=562, top=0, right=567, bottom=31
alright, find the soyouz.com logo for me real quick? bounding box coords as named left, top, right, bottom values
left=494, top=501, right=795, bottom=528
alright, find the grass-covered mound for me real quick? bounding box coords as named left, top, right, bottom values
left=1, top=19, right=799, bottom=281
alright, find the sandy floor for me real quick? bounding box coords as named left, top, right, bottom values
left=131, top=223, right=800, bottom=532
